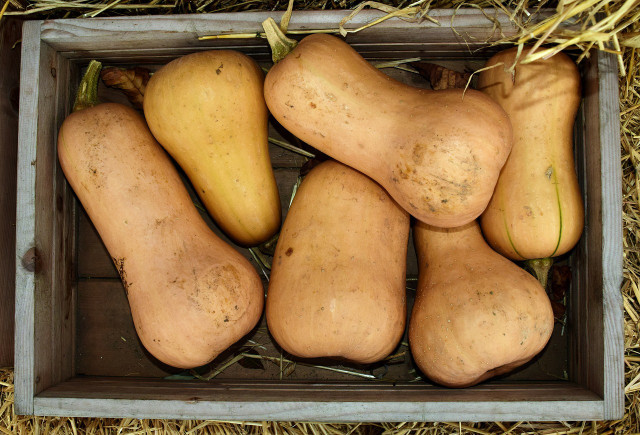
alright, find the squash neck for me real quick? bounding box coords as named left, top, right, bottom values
left=413, top=221, right=481, bottom=263
left=73, top=60, right=102, bottom=112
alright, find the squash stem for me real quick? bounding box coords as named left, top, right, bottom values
left=526, top=257, right=553, bottom=290
left=73, top=60, right=102, bottom=112
left=261, top=17, right=298, bottom=63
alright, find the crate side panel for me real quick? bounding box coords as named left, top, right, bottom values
left=39, top=9, right=526, bottom=52
left=32, top=43, right=70, bottom=397
left=34, top=378, right=603, bottom=421
left=33, top=395, right=603, bottom=422
left=58, top=45, right=502, bottom=64
left=37, top=377, right=603, bottom=401
left=14, top=20, right=43, bottom=415
left=0, top=18, right=22, bottom=367
left=51, top=56, right=77, bottom=385
left=569, top=105, right=585, bottom=388
left=595, top=51, right=624, bottom=419
left=581, top=47, right=605, bottom=396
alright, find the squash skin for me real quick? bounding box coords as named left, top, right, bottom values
left=478, top=47, right=584, bottom=260
left=264, top=34, right=513, bottom=228
left=409, top=221, right=554, bottom=388
left=58, top=103, right=264, bottom=369
left=266, top=160, right=409, bottom=364
left=144, top=50, right=281, bottom=246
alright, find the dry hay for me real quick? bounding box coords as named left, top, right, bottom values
left=1, top=0, right=640, bottom=433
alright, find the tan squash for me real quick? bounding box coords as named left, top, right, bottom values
left=478, top=47, right=584, bottom=263
left=266, top=160, right=410, bottom=364
left=144, top=50, right=280, bottom=246
left=58, top=62, right=264, bottom=368
left=263, top=33, right=512, bottom=228
left=409, top=221, right=554, bottom=388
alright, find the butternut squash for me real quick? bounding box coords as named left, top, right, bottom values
left=58, top=61, right=264, bottom=368
left=263, top=33, right=512, bottom=228
left=144, top=50, right=281, bottom=246
left=409, top=221, right=554, bottom=388
left=266, top=160, right=409, bottom=364
left=478, top=47, right=584, bottom=266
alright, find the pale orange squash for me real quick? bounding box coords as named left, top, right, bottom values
left=478, top=47, right=584, bottom=262
left=58, top=62, right=264, bottom=368
left=266, top=160, right=410, bottom=364
left=410, top=221, right=554, bottom=387
left=263, top=33, right=513, bottom=228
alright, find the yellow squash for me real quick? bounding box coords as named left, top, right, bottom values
left=144, top=50, right=281, bottom=246
left=478, top=47, right=584, bottom=263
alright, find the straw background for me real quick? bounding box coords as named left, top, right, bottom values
left=1, top=0, right=639, bottom=433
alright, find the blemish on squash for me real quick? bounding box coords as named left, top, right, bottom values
left=285, top=247, right=294, bottom=256
left=112, top=257, right=130, bottom=295
left=412, top=143, right=426, bottom=165
left=310, top=102, right=316, bottom=109
left=524, top=205, right=533, bottom=217
left=545, top=166, right=553, bottom=180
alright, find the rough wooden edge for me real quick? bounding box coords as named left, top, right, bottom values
left=14, top=19, right=43, bottom=416
left=596, top=50, right=624, bottom=420
left=37, top=9, right=554, bottom=53
left=0, top=18, right=23, bottom=367
left=32, top=378, right=604, bottom=421
left=38, top=8, right=517, bottom=37
left=32, top=396, right=604, bottom=422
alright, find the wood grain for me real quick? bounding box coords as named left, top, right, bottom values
left=595, top=51, right=624, bottom=420
left=571, top=50, right=624, bottom=420
left=37, top=9, right=544, bottom=52
left=53, top=46, right=501, bottom=64
left=0, top=18, right=22, bottom=367
left=14, top=19, right=43, bottom=416
left=33, top=378, right=603, bottom=421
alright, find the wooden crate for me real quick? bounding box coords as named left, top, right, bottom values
left=14, top=9, right=624, bottom=421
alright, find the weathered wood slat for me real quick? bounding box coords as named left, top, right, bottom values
left=58, top=43, right=503, bottom=61
left=14, top=19, right=43, bottom=416
left=595, top=51, right=624, bottom=420
left=51, top=53, right=77, bottom=389
left=33, top=393, right=603, bottom=422
left=0, top=18, right=22, bottom=367
left=32, top=37, right=70, bottom=400
left=40, top=9, right=531, bottom=52
left=570, top=50, right=624, bottom=420
left=37, top=377, right=601, bottom=400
